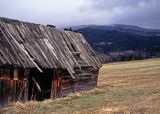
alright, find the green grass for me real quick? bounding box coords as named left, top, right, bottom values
left=2, top=86, right=160, bottom=114
left=1, top=58, right=160, bottom=114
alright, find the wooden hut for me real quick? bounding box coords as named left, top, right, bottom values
left=0, top=17, right=101, bottom=106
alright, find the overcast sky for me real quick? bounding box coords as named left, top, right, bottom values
left=0, top=0, right=160, bottom=28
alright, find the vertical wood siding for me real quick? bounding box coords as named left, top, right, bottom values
left=0, top=67, right=29, bottom=107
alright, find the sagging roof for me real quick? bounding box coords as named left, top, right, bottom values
left=0, top=17, right=101, bottom=77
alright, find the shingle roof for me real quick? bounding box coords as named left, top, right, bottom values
left=0, top=17, right=101, bottom=78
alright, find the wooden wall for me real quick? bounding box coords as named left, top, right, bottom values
left=0, top=66, right=99, bottom=107
left=0, top=66, right=29, bottom=107
left=51, top=68, right=99, bottom=98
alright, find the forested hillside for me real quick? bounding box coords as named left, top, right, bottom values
left=74, top=25, right=160, bottom=63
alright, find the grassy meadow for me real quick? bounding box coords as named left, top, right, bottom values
left=1, top=58, right=160, bottom=114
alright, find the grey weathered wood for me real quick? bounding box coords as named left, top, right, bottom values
left=0, top=17, right=101, bottom=74
left=0, top=17, right=102, bottom=107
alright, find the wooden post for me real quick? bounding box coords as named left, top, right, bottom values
left=13, top=67, right=19, bottom=80
left=57, top=71, right=62, bottom=98
left=51, top=69, right=62, bottom=99
left=18, top=68, right=30, bottom=101
left=51, top=70, right=56, bottom=99
left=23, top=68, right=30, bottom=101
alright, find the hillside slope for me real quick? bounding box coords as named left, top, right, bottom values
left=75, top=25, right=160, bottom=63
left=1, top=59, right=160, bottom=114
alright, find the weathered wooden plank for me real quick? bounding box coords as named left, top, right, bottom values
left=0, top=17, right=101, bottom=107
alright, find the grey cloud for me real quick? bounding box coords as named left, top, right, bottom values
left=81, top=0, right=160, bottom=28
left=86, top=0, right=151, bottom=10
left=0, top=0, right=160, bottom=28
left=0, top=0, right=86, bottom=27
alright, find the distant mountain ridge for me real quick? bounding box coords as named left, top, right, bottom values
left=73, top=24, right=160, bottom=33
left=72, top=24, right=160, bottom=63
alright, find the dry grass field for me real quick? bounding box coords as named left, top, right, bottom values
left=1, top=58, right=160, bottom=114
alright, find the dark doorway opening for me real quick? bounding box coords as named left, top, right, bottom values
left=28, top=68, right=54, bottom=101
